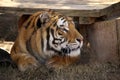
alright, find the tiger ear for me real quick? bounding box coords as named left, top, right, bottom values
left=39, top=12, right=50, bottom=24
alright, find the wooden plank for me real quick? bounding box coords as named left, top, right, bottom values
left=0, top=1, right=110, bottom=10
left=0, top=7, right=102, bottom=17
left=2, top=0, right=120, bottom=5
left=0, top=0, right=120, bottom=25
left=87, top=19, right=119, bottom=63
left=101, top=2, right=120, bottom=19
left=0, top=0, right=119, bottom=17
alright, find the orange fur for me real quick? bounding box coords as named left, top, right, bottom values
left=47, top=55, right=80, bottom=68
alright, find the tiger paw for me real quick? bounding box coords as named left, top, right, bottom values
left=17, top=56, right=39, bottom=71
left=46, top=55, right=80, bottom=69
left=46, top=56, right=69, bottom=69
left=46, top=60, right=64, bottom=69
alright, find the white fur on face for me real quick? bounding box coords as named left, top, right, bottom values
left=68, top=49, right=81, bottom=57
left=43, top=39, right=47, bottom=52
left=66, top=40, right=81, bottom=57
left=57, top=17, right=69, bottom=31
left=49, top=32, right=67, bottom=51
left=80, top=41, right=83, bottom=48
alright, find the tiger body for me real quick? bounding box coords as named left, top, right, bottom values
left=10, top=11, right=83, bottom=71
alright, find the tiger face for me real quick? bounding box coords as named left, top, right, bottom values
left=10, top=11, right=84, bottom=71
left=41, top=14, right=83, bottom=57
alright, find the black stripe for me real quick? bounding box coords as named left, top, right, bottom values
left=52, top=39, right=61, bottom=44
left=41, top=30, right=44, bottom=52
left=46, top=27, right=51, bottom=50
left=63, top=28, right=68, bottom=32
left=53, top=21, right=57, bottom=27
left=51, top=29, right=59, bottom=44
left=25, top=21, right=31, bottom=29
left=50, top=29, right=55, bottom=39
left=61, top=17, right=64, bottom=20
left=60, top=39, right=66, bottom=44
left=26, top=30, right=45, bottom=64
left=50, top=28, right=66, bottom=45
left=63, top=20, right=66, bottom=23
left=46, top=28, right=62, bottom=54
left=44, top=19, right=67, bottom=55
left=54, top=38, right=62, bottom=41
left=37, top=18, right=42, bottom=28
left=40, top=14, right=43, bottom=18
left=52, top=40, right=58, bottom=45
left=26, top=30, right=38, bottom=57
left=26, top=37, right=35, bottom=58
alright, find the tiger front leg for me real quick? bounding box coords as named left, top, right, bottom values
left=46, top=55, right=80, bottom=69
left=11, top=53, right=39, bottom=71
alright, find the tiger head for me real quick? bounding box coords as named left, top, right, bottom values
left=37, top=11, right=83, bottom=57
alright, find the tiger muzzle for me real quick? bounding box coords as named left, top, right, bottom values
left=61, top=47, right=71, bottom=55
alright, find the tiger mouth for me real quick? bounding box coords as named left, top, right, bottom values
left=61, top=46, right=80, bottom=54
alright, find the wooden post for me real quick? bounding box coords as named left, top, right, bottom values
left=87, top=19, right=119, bottom=63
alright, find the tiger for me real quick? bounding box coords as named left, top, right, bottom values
left=10, top=10, right=83, bottom=71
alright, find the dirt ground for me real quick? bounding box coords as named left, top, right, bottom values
left=0, top=62, right=119, bottom=80
left=0, top=13, right=120, bottom=80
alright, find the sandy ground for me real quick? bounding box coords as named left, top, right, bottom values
left=0, top=41, right=14, bottom=53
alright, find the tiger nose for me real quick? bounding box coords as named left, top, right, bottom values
left=76, top=37, right=83, bottom=43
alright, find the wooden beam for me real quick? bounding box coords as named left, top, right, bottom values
left=0, top=1, right=115, bottom=17
left=87, top=19, right=119, bottom=63
left=0, top=1, right=120, bottom=24
left=101, top=2, right=120, bottom=19
left=0, top=7, right=102, bottom=17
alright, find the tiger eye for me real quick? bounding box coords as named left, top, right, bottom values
left=58, top=31, right=63, bottom=35
left=58, top=33, right=62, bottom=35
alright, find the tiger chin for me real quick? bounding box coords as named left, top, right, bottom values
left=10, top=10, right=83, bottom=71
